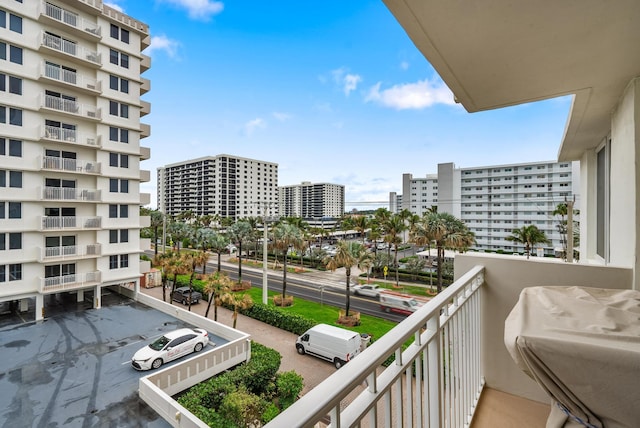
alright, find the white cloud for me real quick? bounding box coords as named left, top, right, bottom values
left=331, top=67, right=362, bottom=96
left=245, top=118, right=266, bottom=136
left=147, top=35, right=180, bottom=59
left=272, top=112, right=292, bottom=122
left=364, top=78, right=456, bottom=110
left=104, top=1, right=124, bottom=12
left=157, top=0, right=224, bottom=21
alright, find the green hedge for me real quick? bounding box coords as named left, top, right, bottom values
left=177, top=342, right=303, bottom=426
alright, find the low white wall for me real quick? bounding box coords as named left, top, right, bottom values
left=455, top=253, right=632, bottom=403
left=135, top=292, right=247, bottom=342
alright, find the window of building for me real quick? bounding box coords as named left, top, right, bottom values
left=109, top=49, right=129, bottom=68
left=109, top=75, right=129, bottom=93
left=0, top=106, right=22, bottom=126
left=109, top=255, right=118, bottom=269
left=8, top=263, right=21, bottom=280
left=110, top=24, right=130, bottom=44
left=109, top=127, right=129, bottom=143
left=0, top=138, right=20, bottom=157
left=120, top=254, right=129, bottom=268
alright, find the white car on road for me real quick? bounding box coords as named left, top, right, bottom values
left=351, top=284, right=381, bottom=298
left=131, top=328, right=211, bottom=370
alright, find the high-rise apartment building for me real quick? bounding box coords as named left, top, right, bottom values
left=278, top=181, right=344, bottom=219
left=157, top=155, right=278, bottom=220
left=394, top=161, right=579, bottom=255
left=0, top=1, right=152, bottom=321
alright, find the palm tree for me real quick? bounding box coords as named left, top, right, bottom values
left=245, top=216, right=261, bottom=262
left=185, top=250, right=209, bottom=311
left=153, top=250, right=178, bottom=302
left=221, top=293, right=254, bottom=329
left=357, top=249, right=374, bottom=283
left=271, top=222, right=303, bottom=301
left=351, top=215, right=370, bottom=243
left=203, top=271, right=232, bottom=320
left=227, top=220, right=253, bottom=284
left=168, top=252, right=190, bottom=300
left=506, top=225, right=550, bottom=259
left=416, top=211, right=476, bottom=292
left=167, top=219, right=190, bottom=251
left=383, top=213, right=407, bottom=287
left=208, top=232, right=230, bottom=272
left=324, top=240, right=366, bottom=317
left=149, top=209, right=164, bottom=255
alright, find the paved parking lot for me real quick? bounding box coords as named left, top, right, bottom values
left=0, top=289, right=224, bottom=428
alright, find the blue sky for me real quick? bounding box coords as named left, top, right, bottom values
left=107, top=0, right=572, bottom=211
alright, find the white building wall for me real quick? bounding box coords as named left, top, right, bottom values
left=608, top=79, right=640, bottom=284
left=0, top=1, right=150, bottom=318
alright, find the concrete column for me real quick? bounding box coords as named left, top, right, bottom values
left=77, top=289, right=84, bottom=302
left=19, top=298, right=29, bottom=312
left=94, top=285, right=101, bottom=309
left=35, top=294, right=44, bottom=321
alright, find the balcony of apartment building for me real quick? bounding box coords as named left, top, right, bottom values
left=39, top=215, right=102, bottom=231
left=37, top=1, right=102, bottom=41
left=140, top=100, right=150, bottom=117
left=40, top=186, right=101, bottom=202
left=39, top=270, right=101, bottom=294
left=41, top=124, right=101, bottom=149
left=68, top=0, right=103, bottom=16
left=139, top=146, right=150, bottom=160
left=140, top=123, right=150, bottom=138
left=140, top=77, right=151, bottom=95
left=140, top=54, right=151, bottom=73
left=39, top=61, right=101, bottom=95
left=38, top=243, right=101, bottom=263
left=140, top=169, right=151, bottom=182
left=40, top=92, right=101, bottom=121
left=38, top=31, right=102, bottom=67
left=41, top=155, right=101, bottom=175
left=140, top=193, right=151, bottom=205
left=265, top=255, right=633, bottom=427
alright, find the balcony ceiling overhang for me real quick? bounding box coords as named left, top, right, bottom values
left=383, top=0, right=640, bottom=161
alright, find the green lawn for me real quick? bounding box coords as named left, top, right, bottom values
left=242, top=287, right=397, bottom=341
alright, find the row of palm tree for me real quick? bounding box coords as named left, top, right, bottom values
left=143, top=207, right=552, bottom=323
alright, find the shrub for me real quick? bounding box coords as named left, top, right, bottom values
left=219, top=386, right=265, bottom=427
left=276, top=371, right=304, bottom=410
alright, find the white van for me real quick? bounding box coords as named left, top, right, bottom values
left=379, top=290, right=424, bottom=315
left=296, top=324, right=362, bottom=369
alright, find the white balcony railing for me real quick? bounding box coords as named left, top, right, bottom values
left=40, top=271, right=101, bottom=294
left=40, top=32, right=101, bottom=65
left=40, top=216, right=102, bottom=231
left=41, top=156, right=101, bottom=174
left=42, top=1, right=102, bottom=37
left=39, top=244, right=101, bottom=261
left=266, top=265, right=485, bottom=427
left=42, top=125, right=101, bottom=148
left=42, top=94, right=101, bottom=120
left=41, top=62, right=100, bottom=92
left=41, top=187, right=101, bottom=202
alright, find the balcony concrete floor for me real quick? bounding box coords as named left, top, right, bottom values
left=472, top=388, right=550, bottom=428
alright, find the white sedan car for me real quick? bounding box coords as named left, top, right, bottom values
left=131, top=327, right=211, bottom=370
left=351, top=284, right=381, bottom=298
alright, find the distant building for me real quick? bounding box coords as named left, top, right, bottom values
left=157, top=155, right=278, bottom=220
left=393, top=161, right=579, bottom=255
left=278, top=182, right=344, bottom=219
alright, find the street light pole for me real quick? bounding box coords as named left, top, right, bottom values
left=262, top=215, right=268, bottom=304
